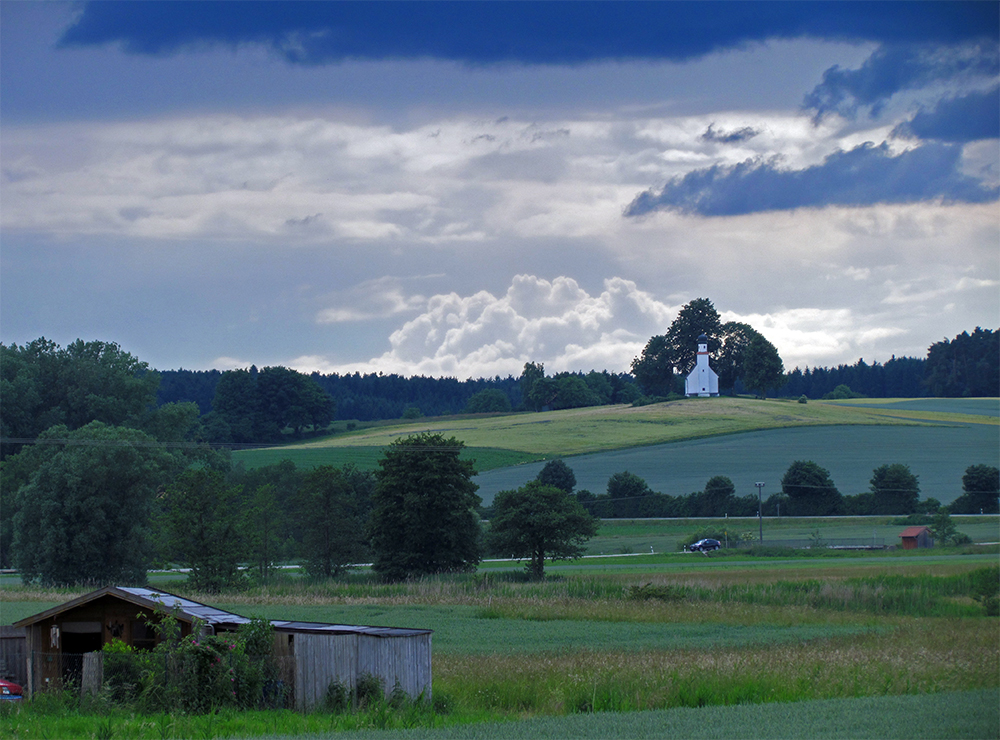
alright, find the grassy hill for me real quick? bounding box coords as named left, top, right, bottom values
left=235, top=396, right=996, bottom=474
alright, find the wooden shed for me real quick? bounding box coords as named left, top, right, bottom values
left=11, top=586, right=431, bottom=708
left=899, top=525, right=934, bottom=549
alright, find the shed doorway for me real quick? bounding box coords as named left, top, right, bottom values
left=61, top=622, right=102, bottom=687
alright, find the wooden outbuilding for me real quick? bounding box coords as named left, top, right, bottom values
left=11, top=586, right=432, bottom=709
left=898, top=525, right=934, bottom=549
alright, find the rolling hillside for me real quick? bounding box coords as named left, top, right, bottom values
left=234, top=397, right=998, bottom=505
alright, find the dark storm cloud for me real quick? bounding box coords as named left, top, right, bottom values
left=804, top=43, right=1000, bottom=119
left=702, top=124, right=760, bottom=144
left=59, top=1, right=998, bottom=65
left=624, top=142, right=999, bottom=218
left=893, top=86, right=1000, bottom=143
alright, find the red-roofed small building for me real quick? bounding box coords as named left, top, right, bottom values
left=899, top=525, right=933, bottom=549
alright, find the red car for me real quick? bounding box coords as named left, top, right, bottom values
left=0, top=678, right=23, bottom=700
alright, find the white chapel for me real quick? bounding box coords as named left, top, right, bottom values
left=685, top=333, right=719, bottom=397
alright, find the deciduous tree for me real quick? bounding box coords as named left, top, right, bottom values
left=12, top=422, right=176, bottom=586
left=951, top=464, right=1000, bottom=514
left=781, top=460, right=843, bottom=516
left=536, top=459, right=576, bottom=493
left=486, top=481, right=598, bottom=579
left=869, top=463, right=920, bottom=514
left=742, top=334, right=785, bottom=398
left=368, top=434, right=482, bottom=580
left=296, top=465, right=371, bottom=578
left=666, top=298, right=723, bottom=374
left=162, top=469, right=245, bottom=592
left=464, top=388, right=512, bottom=414
left=630, top=334, right=676, bottom=397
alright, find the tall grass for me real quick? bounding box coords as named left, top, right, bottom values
left=435, top=618, right=999, bottom=716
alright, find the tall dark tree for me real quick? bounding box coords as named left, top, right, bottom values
left=666, top=298, right=723, bottom=374
left=368, top=434, right=482, bottom=580
left=162, top=469, right=245, bottom=593
left=536, top=459, right=576, bottom=493
left=742, top=334, right=785, bottom=398
left=701, top=475, right=737, bottom=517
left=12, top=422, right=177, bottom=586
left=630, top=334, right=676, bottom=396
left=244, top=484, right=282, bottom=582
left=869, top=464, right=920, bottom=514
left=924, top=327, right=999, bottom=397
left=715, top=322, right=764, bottom=392
left=781, top=460, right=843, bottom=516
left=606, top=470, right=654, bottom=518
left=520, top=362, right=546, bottom=410
left=950, top=464, right=1000, bottom=514
left=210, top=369, right=258, bottom=443
left=486, top=481, right=598, bottom=579
left=296, top=465, right=371, bottom=578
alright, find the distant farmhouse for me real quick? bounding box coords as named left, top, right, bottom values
left=685, top=333, right=719, bottom=397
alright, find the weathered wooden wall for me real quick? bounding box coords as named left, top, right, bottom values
left=0, top=626, right=26, bottom=687
left=293, top=632, right=431, bottom=711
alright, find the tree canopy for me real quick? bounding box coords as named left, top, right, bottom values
left=296, top=465, right=372, bottom=578
left=950, top=464, right=1000, bottom=514
left=12, top=422, right=178, bottom=586
left=486, top=481, right=598, bottom=579
left=781, top=460, right=843, bottom=516
left=368, top=433, right=482, bottom=580
left=208, top=365, right=334, bottom=443
left=742, top=334, right=785, bottom=398
left=924, top=328, right=999, bottom=397
left=161, top=469, right=245, bottom=592
left=536, top=459, right=576, bottom=493
left=0, top=338, right=160, bottom=458
left=869, top=463, right=920, bottom=515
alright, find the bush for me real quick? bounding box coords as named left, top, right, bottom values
left=970, top=566, right=999, bottom=616
left=798, top=395, right=808, bottom=404
left=325, top=680, right=351, bottom=713
left=355, top=673, right=385, bottom=709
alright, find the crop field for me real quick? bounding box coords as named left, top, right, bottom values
left=233, top=398, right=998, bottom=506
left=3, top=549, right=999, bottom=739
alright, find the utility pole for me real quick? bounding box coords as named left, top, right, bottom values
left=755, top=482, right=765, bottom=543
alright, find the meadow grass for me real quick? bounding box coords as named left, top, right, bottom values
left=2, top=554, right=997, bottom=739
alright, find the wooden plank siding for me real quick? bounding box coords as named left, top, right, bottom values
left=358, top=633, right=432, bottom=702
left=0, top=626, right=27, bottom=687
left=292, top=632, right=431, bottom=711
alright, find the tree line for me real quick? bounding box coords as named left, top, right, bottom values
left=150, top=316, right=997, bottom=436
left=523, top=458, right=999, bottom=519
left=0, top=339, right=596, bottom=585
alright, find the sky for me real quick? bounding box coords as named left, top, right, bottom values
left=2, top=1, right=998, bottom=379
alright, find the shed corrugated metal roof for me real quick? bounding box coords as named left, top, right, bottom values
left=12, top=586, right=432, bottom=637
left=899, top=526, right=931, bottom=537
left=12, top=586, right=251, bottom=629
left=270, top=621, right=432, bottom=637
left=116, top=587, right=253, bottom=627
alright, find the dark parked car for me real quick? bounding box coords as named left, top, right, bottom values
left=689, top=538, right=721, bottom=552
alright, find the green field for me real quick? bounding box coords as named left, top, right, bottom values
left=3, top=549, right=998, bottom=739
left=231, top=398, right=998, bottom=506
left=4, top=397, right=998, bottom=739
